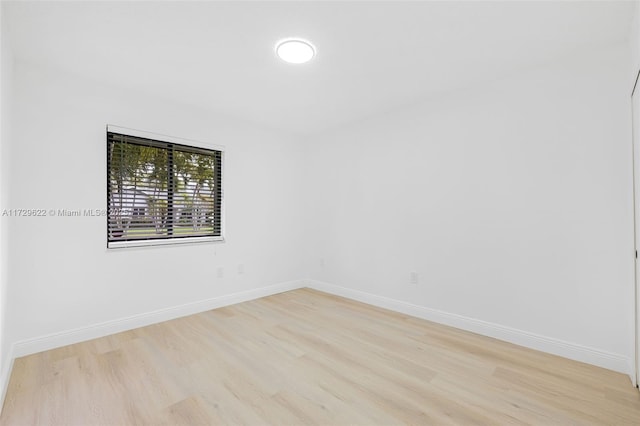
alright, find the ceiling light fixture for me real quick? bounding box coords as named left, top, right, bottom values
left=276, top=39, right=316, bottom=64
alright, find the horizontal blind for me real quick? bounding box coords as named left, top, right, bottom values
left=107, top=132, right=222, bottom=245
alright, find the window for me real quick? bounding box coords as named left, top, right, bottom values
left=107, top=126, right=224, bottom=248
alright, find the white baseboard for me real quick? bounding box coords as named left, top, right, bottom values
left=2, top=277, right=633, bottom=412
left=12, top=280, right=305, bottom=358
left=306, top=280, right=631, bottom=375
left=0, top=344, right=14, bottom=415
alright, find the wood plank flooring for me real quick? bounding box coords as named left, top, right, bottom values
left=1, top=288, right=639, bottom=425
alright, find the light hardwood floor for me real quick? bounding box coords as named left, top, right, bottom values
left=1, top=288, right=639, bottom=425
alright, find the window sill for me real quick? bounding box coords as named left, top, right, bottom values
left=107, top=236, right=225, bottom=249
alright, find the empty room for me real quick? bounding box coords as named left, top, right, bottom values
left=1, top=0, right=640, bottom=424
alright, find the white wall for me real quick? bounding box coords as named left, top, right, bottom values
left=630, top=0, right=640, bottom=384
left=5, top=60, right=306, bottom=349
left=305, top=44, right=635, bottom=372
left=0, top=1, right=14, bottom=396
left=630, top=1, right=640, bottom=88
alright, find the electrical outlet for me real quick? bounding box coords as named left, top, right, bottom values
left=410, top=271, right=419, bottom=284
left=237, top=264, right=245, bottom=275
left=217, top=267, right=224, bottom=279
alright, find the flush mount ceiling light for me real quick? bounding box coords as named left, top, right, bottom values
left=276, top=39, right=316, bottom=64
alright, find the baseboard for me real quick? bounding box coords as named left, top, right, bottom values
left=12, top=280, right=305, bottom=359
left=0, top=343, right=14, bottom=416
left=4, top=278, right=633, bottom=394
left=306, top=280, right=631, bottom=375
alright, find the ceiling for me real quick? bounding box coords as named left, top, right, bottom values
left=4, top=1, right=635, bottom=135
